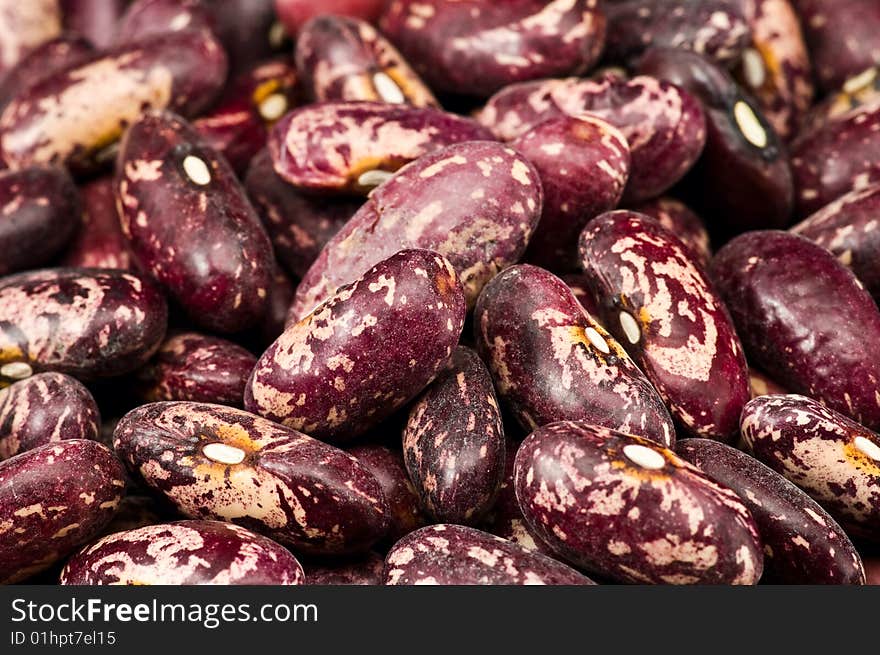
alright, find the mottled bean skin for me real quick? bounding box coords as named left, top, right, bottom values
left=268, top=102, right=494, bottom=194
left=113, top=402, right=390, bottom=554
left=60, top=520, right=305, bottom=585
left=790, top=101, right=880, bottom=219
left=134, top=332, right=257, bottom=407
left=349, top=444, right=426, bottom=542
left=380, top=0, right=606, bottom=98
left=790, top=184, right=880, bottom=301
left=296, top=15, right=436, bottom=107
left=0, top=0, right=62, bottom=77
left=0, top=372, right=99, bottom=460
left=0, top=29, right=227, bottom=173
left=637, top=47, right=794, bottom=235
left=474, top=264, right=675, bottom=446
left=62, top=177, right=136, bottom=270
left=116, top=111, right=274, bottom=334
left=0, top=268, right=167, bottom=379
left=579, top=211, right=750, bottom=442
left=630, top=197, right=712, bottom=268
left=247, top=249, right=465, bottom=442
left=0, top=439, right=125, bottom=584
left=245, top=149, right=358, bottom=279
left=710, top=231, right=880, bottom=431
left=515, top=421, right=763, bottom=584
left=605, top=0, right=750, bottom=66
left=290, top=141, right=541, bottom=320
left=514, top=115, right=630, bottom=272
left=60, top=0, right=127, bottom=50
left=403, top=346, right=505, bottom=524
left=384, top=524, right=594, bottom=585
left=304, top=551, right=384, bottom=585
left=677, top=438, right=865, bottom=584
left=0, top=165, right=80, bottom=275
left=478, top=75, right=706, bottom=203
left=741, top=394, right=880, bottom=542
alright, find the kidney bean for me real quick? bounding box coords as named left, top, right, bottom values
left=0, top=268, right=167, bottom=379
left=637, top=47, right=793, bottom=235
left=134, top=332, right=256, bottom=407
left=60, top=520, right=305, bottom=585
left=710, top=230, right=880, bottom=431
left=115, top=0, right=215, bottom=44
left=749, top=368, right=788, bottom=399
left=246, top=249, right=465, bottom=442
left=349, top=444, right=426, bottom=542
left=304, top=552, right=385, bottom=586
left=479, top=74, right=706, bottom=203
left=114, top=401, right=390, bottom=554
left=790, top=184, right=880, bottom=301
left=0, top=372, right=99, bottom=460
left=733, top=0, right=813, bottom=140
left=116, top=110, right=274, bottom=334
left=741, top=394, right=880, bottom=542
left=403, top=346, right=505, bottom=524
left=0, top=439, right=125, bottom=584
left=560, top=273, right=601, bottom=317
left=0, top=165, right=80, bottom=275
left=474, top=265, right=675, bottom=445
left=515, top=421, right=763, bottom=584
left=0, top=0, right=62, bottom=77
left=605, top=0, right=750, bottom=67
left=677, top=438, right=865, bottom=584
left=802, top=67, right=880, bottom=135
left=579, top=210, right=750, bottom=442
left=268, top=102, right=494, bottom=194
left=296, top=15, right=436, bottom=107
left=194, top=58, right=298, bottom=176
left=792, top=0, right=880, bottom=94
left=209, top=0, right=287, bottom=75
left=0, top=29, right=228, bottom=173
left=62, top=177, right=136, bottom=270
left=245, top=149, right=358, bottom=279
left=384, top=524, right=594, bottom=585
left=514, top=115, right=630, bottom=272
left=629, top=197, right=712, bottom=268
left=290, top=141, right=541, bottom=320
left=60, top=0, right=127, bottom=49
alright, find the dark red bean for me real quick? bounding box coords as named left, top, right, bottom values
left=62, top=177, right=136, bottom=270
left=115, top=0, right=215, bottom=45
left=710, top=230, right=880, bottom=431
left=0, top=1, right=62, bottom=77
left=208, top=0, right=287, bottom=75
left=304, top=551, right=385, bottom=585
left=60, top=0, right=127, bottom=49
left=629, top=197, right=712, bottom=268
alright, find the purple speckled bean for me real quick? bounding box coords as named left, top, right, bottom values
left=383, top=523, right=594, bottom=585
left=60, top=520, right=305, bottom=585
left=194, top=58, right=298, bottom=176
left=515, top=421, right=763, bottom=584
left=0, top=372, right=99, bottom=460
left=268, top=102, right=494, bottom=194
left=114, top=0, right=215, bottom=44
left=790, top=100, right=880, bottom=219
left=60, top=0, right=127, bottom=50
left=403, top=346, right=505, bottom=524
left=245, top=148, right=359, bottom=279
left=134, top=332, right=257, bottom=407
left=579, top=211, right=750, bottom=442
left=379, top=0, right=606, bottom=98
left=296, top=14, right=436, bottom=107
left=290, top=141, right=541, bottom=320
left=113, top=401, right=390, bottom=554
left=474, top=264, right=675, bottom=446
left=0, top=267, right=168, bottom=379
left=478, top=74, right=707, bottom=203
left=304, top=551, right=385, bottom=586
left=629, top=197, right=712, bottom=268
left=741, top=394, right=880, bottom=542
left=710, top=230, right=880, bottom=431
left=790, top=183, right=880, bottom=301
left=349, top=444, right=426, bottom=542
left=0, top=29, right=227, bottom=173
left=246, top=249, right=466, bottom=442
left=677, top=438, right=865, bottom=584
left=0, top=165, right=80, bottom=275
left=515, top=114, right=630, bottom=272
left=62, top=177, right=137, bottom=271
left=116, top=110, right=274, bottom=334
left=0, top=0, right=62, bottom=77
left=0, top=439, right=125, bottom=584
left=636, top=47, right=794, bottom=235
left=604, top=0, right=750, bottom=66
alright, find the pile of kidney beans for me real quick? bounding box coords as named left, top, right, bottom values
left=0, top=0, right=879, bottom=586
